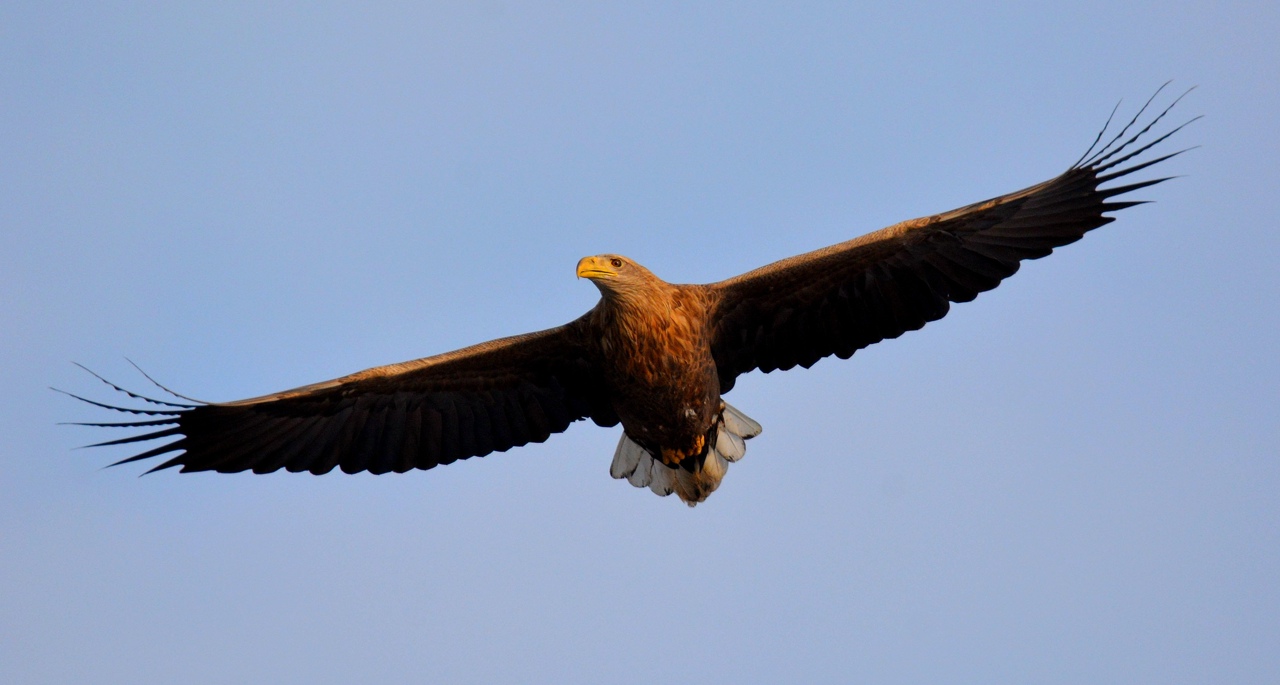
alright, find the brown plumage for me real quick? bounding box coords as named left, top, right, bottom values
left=66, top=89, right=1195, bottom=505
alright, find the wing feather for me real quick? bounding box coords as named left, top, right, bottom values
left=252, top=415, right=324, bottom=474
left=392, top=399, right=423, bottom=474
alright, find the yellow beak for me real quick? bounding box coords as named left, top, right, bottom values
left=576, top=256, right=617, bottom=280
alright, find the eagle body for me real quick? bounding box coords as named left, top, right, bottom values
left=68, top=89, right=1195, bottom=506
left=586, top=268, right=720, bottom=465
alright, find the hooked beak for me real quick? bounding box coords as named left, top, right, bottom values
left=576, top=256, right=616, bottom=280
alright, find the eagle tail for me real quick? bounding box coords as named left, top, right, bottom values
left=609, top=401, right=762, bottom=506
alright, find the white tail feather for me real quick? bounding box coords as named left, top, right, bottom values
left=610, top=432, right=647, bottom=479
left=722, top=401, right=762, bottom=438
left=648, top=460, right=674, bottom=496
left=673, top=447, right=729, bottom=506
left=627, top=451, right=653, bottom=488
left=608, top=401, right=762, bottom=506
left=715, top=426, right=746, bottom=462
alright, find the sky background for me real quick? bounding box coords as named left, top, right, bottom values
left=3, top=2, right=1278, bottom=683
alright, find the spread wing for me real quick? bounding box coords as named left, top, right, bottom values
left=709, top=89, right=1196, bottom=392
left=67, top=318, right=618, bottom=475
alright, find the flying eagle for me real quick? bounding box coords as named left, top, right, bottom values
left=67, top=89, right=1194, bottom=506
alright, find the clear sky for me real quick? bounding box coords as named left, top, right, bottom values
left=3, top=2, right=1277, bottom=683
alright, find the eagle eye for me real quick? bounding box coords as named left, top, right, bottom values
left=610, top=258, right=623, bottom=268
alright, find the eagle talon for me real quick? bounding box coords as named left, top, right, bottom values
left=658, top=434, right=706, bottom=465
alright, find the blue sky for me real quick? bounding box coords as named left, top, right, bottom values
left=3, top=2, right=1277, bottom=683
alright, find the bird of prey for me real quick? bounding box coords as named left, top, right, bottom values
left=66, top=88, right=1195, bottom=506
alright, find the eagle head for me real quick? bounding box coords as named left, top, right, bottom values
left=576, top=254, right=661, bottom=299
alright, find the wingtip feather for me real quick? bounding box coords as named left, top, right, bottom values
left=52, top=387, right=183, bottom=416
left=72, top=362, right=196, bottom=408
left=125, top=358, right=206, bottom=404
left=108, top=440, right=186, bottom=467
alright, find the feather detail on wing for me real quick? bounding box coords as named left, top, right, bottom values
left=707, top=85, right=1197, bottom=391
left=64, top=319, right=618, bottom=475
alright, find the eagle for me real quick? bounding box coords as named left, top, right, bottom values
left=67, top=89, right=1194, bottom=506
